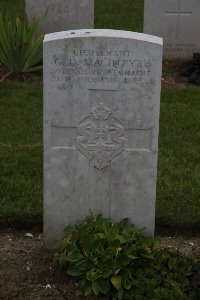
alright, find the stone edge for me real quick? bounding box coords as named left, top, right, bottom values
left=43, top=29, right=163, bottom=45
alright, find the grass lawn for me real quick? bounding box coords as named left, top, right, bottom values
left=0, top=0, right=200, bottom=228
left=157, top=88, right=200, bottom=226
left=0, top=0, right=25, bottom=19
left=95, top=0, right=144, bottom=32
left=0, top=82, right=43, bottom=221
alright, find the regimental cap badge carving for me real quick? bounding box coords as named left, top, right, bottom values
left=91, top=103, right=112, bottom=121
left=76, top=103, right=125, bottom=170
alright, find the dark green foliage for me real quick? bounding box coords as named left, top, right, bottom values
left=55, top=214, right=196, bottom=299
left=0, top=0, right=43, bottom=73
left=0, top=0, right=25, bottom=21
left=95, top=0, right=144, bottom=32
left=0, top=82, right=43, bottom=220
left=157, top=88, right=200, bottom=226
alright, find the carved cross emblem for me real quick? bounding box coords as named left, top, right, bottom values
left=76, top=104, right=125, bottom=169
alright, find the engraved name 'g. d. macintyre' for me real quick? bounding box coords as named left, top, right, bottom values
left=76, top=104, right=125, bottom=169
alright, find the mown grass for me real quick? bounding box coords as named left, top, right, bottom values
left=0, top=82, right=43, bottom=220
left=0, top=0, right=199, bottom=228
left=157, top=88, right=200, bottom=226
left=95, top=0, right=144, bottom=32
left=0, top=0, right=24, bottom=19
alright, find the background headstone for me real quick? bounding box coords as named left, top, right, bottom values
left=26, top=0, right=94, bottom=34
left=144, top=0, right=200, bottom=59
left=43, top=29, right=163, bottom=248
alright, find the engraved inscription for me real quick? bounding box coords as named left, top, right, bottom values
left=50, top=49, right=154, bottom=88
left=76, top=104, right=125, bottom=169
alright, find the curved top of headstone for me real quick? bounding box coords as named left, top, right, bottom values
left=44, top=29, right=163, bottom=45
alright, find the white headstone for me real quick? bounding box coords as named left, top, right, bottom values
left=43, top=29, right=163, bottom=248
left=144, top=0, right=200, bottom=59
left=26, top=0, right=94, bottom=34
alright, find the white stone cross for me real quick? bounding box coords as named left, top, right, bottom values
left=165, top=0, right=192, bottom=38
left=51, top=122, right=152, bottom=165
left=51, top=88, right=152, bottom=170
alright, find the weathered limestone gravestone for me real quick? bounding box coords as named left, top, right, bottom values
left=43, top=29, right=163, bottom=247
left=26, top=0, right=94, bottom=34
left=144, top=0, right=200, bottom=59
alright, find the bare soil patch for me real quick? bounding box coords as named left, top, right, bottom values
left=0, top=67, right=42, bottom=84
left=0, top=229, right=107, bottom=300
left=162, top=60, right=189, bottom=87
left=161, top=60, right=199, bottom=87
left=1, top=229, right=200, bottom=300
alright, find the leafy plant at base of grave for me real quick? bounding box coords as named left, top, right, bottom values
left=55, top=213, right=197, bottom=300
left=0, top=7, right=43, bottom=77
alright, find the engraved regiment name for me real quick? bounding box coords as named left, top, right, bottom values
left=76, top=104, right=125, bottom=169
left=49, top=48, right=155, bottom=87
